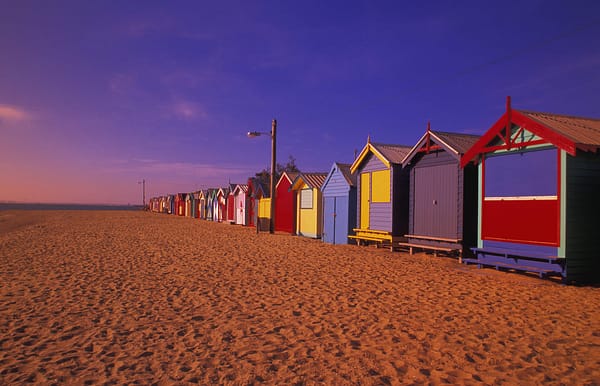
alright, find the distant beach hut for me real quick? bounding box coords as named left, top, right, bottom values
left=275, top=171, right=299, bottom=234
left=233, top=184, right=249, bottom=225
left=167, top=194, right=175, bottom=214
left=175, top=193, right=186, bottom=216
left=400, top=125, right=480, bottom=259
left=226, top=184, right=236, bottom=223
left=321, top=163, right=356, bottom=244
left=160, top=196, right=168, bottom=213
left=460, top=97, right=600, bottom=283
left=248, top=177, right=268, bottom=229
left=349, top=138, right=412, bottom=250
left=290, top=172, right=328, bottom=238
left=184, top=193, right=194, bottom=217
left=197, top=190, right=207, bottom=219
left=206, top=189, right=217, bottom=221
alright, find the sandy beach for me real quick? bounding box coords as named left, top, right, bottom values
left=0, top=210, right=598, bottom=385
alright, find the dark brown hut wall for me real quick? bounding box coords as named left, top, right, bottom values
left=566, top=151, right=600, bottom=283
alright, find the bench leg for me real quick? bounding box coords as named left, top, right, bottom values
left=409, top=246, right=413, bottom=255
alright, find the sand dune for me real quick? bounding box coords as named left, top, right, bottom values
left=0, top=210, right=599, bottom=385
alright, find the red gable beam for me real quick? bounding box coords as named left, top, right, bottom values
left=461, top=97, right=577, bottom=168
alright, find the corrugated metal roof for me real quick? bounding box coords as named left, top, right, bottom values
left=432, top=131, right=481, bottom=155
left=298, top=172, right=328, bottom=189
left=371, top=142, right=412, bottom=164
left=233, top=184, right=248, bottom=194
left=336, top=163, right=356, bottom=186
left=519, top=110, right=600, bottom=149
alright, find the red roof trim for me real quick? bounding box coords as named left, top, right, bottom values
left=461, top=109, right=578, bottom=168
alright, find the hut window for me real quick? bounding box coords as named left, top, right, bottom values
left=300, top=188, right=313, bottom=209
left=371, top=170, right=390, bottom=202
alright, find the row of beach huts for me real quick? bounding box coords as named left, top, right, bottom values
left=148, top=98, right=600, bottom=284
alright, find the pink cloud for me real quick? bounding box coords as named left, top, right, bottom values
left=0, top=104, right=30, bottom=123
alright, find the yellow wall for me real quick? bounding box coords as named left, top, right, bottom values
left=296, top=182, right=322, bottom=238
left=258, top=198, right=271, bottom=218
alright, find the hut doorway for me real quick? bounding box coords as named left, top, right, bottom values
left=413, top=163, right=458, bottom=239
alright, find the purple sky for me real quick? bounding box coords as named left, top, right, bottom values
left=1, top=1, right=598, bottom=204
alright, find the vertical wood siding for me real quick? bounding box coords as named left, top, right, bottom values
left=412, top=161, right=458, bottom=238
left=566, top=151, right=600, bottom=283
left=322, top=167, right=355, bottom=244
left=357, top=154, right=393, bottom=232
left=275, top=178, right=295, bottom=233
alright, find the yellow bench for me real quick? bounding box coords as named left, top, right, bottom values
left=349, top=229, right=398, bottom=251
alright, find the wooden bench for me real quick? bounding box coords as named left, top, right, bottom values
left=400, top=234, right=463, bottom=261
left=349, top=229, right=397, bottom=251
left=464, top=247, right=565, bottom=279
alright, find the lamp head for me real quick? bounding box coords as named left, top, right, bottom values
left=247, top=131, right=260, bottom=138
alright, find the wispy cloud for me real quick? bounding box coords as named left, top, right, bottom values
left=109, top=73, right=137, bottom=95
left=0, top=104, right=31, bottom=123
left=102, top=158, right=253, bottom=181
left=163, top=100, right=209, bottom=121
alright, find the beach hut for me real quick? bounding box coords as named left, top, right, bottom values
left=400, top=126, right=480, bottom=259
left=226, top=184, right=236, bottom=223
left=233, top=184, right=249, bottom=225
left=184, top=192, right=194, bottom=217
left=321, top=163, right=357, bottom=244
left=205, top=189, right=217, bottom=221
left=159, top=196, right=168, bottom=213
left=460, top=97, right=600, bottom=283
left=167, top=194, right=175, bottom=214
left=247, top=177, right=268, bottom=229
left=290, top=172, right=328, bottom=238
left=349, top=138, right=412, bottom=250
left=214, top=187, right=228, bottom=223
left=275, top=171, right=299, bottom=234
left=175, top=193, right=186, bottom=216
left=197, top=190, right=207, bottom=219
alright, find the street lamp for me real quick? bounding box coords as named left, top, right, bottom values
left=138, top=179, right=146, bottom=208
left=247, top=118, right=277, bottom=234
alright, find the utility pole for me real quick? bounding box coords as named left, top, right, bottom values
left=138, top=179, right=146, bottom=208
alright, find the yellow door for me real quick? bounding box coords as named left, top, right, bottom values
left=360, top=173, right=370, bottom=229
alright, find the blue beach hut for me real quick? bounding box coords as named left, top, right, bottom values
left=321, top=162, right=357, bottom=245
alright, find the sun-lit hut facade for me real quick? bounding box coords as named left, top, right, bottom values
left=275, top=171, right=299, bottom=234
left=400, top=127, right=480, bottom=259
left=205, top=188, right=217, bottom=221
left=349, top=138, right=412, bottom=250
left=233, top=184, right=249, bottom=225
left=185, top=192, right=195, bottom=217
left=290, top=172, right=328, bottom=238
left=461, top=97, right=600, bottom=283
left=321, top=162, right=357, bottom=245
left=226, top=184, right=237, bottom=223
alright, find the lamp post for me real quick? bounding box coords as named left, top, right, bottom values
left=247, top=119, right=277, bottom=234
left=138, top=179, right=146, bottom=208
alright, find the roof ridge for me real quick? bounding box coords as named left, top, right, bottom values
left=518, top=109, right=600, bottom=122
left=431, top=130, right=481, bottom=138
left=371, top=142, right=412, bottom=148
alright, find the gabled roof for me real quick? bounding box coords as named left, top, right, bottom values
left=402, top=127, right=480, bottom=166
left=461, top=97, right=600, bottom=167
left=275, top=171, right=300, bottom=189
left=519, top=110, right=600, bottom=149
left=322, top=162, right=355, bottom=190
left=232, top=184, right=248, bottom=195
left=290, top=172, right=328, bottom=190
left=350, top=139, right=412, bottom=173
left=248, top=177, right=269, bottom=198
